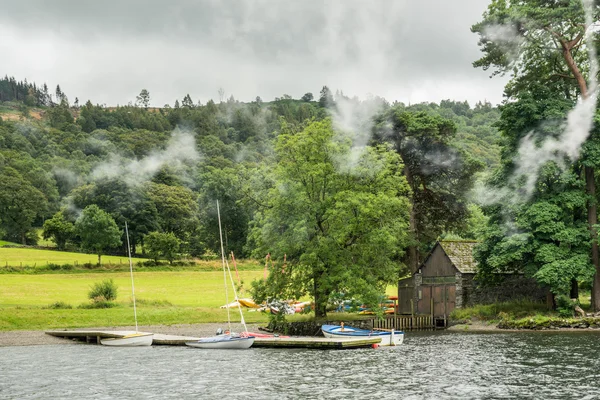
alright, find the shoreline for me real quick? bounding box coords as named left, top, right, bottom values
left=3, top=321, right=600, bottom=347
left=0, top=323, right=263, bottom=347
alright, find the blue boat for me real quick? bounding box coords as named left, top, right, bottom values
left=321, top=324, right=404, bottom=346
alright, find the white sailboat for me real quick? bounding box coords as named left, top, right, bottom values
left=101, top=222, right=153, bottom=347
left=186, top=201, right=255, bottom=349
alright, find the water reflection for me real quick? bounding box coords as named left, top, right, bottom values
left=1, top=332, right=599, bottom=399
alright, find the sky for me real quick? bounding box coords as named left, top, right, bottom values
left=0, top=0, right=508, bottom=107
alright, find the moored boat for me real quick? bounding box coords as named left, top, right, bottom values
left=185, top=334, right=254, bottom=349
left=321, top=324, right=404, bottom=346
left=100, top=332, right=154, bottom=347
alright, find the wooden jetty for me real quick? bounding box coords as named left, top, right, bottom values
left=45, top=330, right=381, bottom=349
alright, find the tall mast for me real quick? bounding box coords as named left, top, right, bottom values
left=125, top=221, right=139, bottom=333
left=217, top=200, right=232, bottom=333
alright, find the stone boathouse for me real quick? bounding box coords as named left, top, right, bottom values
left=397, top=241, right=548, bottom=321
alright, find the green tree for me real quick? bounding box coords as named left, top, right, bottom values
left=0, top=167, right=47, bottom=244
left=144, top=231, right=181, bottom=264
left=71, top=180, right=160, bottom=256
left=318, top=86, right=334, bottom=108
left=75, top=205, right=122, bottom=265
left=250, top=119, right=411, bottom=318
left=301, top=92, right=314, bottom=102
left=42, top=210, right=75, bottom=250
left=374, top=110, right=483, bottom=272
left=147, top=183, right=199, bottom=241
left=136, top=89, right=150, bottom=109
left=472, top=0, right=600, bottom=308
left=182, top=94, right=194, bottom=108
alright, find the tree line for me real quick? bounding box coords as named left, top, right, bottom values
left=0, top=81, right=501, bottom=315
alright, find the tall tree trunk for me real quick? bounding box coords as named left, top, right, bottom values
left=570, top=278, right=579, bottom=300
left=403, top=161, right=420, bottom=273
left=313, top=269, right=327, bottom=318
left=98, top=254, right=101, bottom=265
left=560, top=39, right=600, bottom=311
left=406, top=209, right=419, bottom=273
left=587, top=166, right=600, bottom=311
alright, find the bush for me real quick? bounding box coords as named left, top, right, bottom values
left=200, top=249, right=219, bottom=261
left=45, top=301, right=72, bottom=309
left=88, top=279, right=118, bottom=302
left=555, top=294, right=575, bottom=318
left=47, top=263, right=74, bottom=271
left=78, top=300, right=117, bottom=309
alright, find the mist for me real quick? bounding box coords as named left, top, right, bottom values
left=90, top=127, right=201, bottom=187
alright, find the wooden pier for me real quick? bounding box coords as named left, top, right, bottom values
left=45, top=330, right=381, bottom=349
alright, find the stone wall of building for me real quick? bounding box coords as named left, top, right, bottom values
left=461, top=274, right=548, bottom=307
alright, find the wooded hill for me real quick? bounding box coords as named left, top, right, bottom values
left=0, top=76, right=500, bottom=315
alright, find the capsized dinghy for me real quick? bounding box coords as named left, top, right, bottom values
left=321, top=324, right=404, bottom=346
left=100, top=332, right=154, bottom=346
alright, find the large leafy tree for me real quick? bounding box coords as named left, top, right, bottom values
left=75, top=205, right=122, bottom=265
left=250, top=119, right=411, bottom=318
left=42, top=210, right=75, bottom=250
left=71, top=179, right=159, bottom=256
left=146, top=182, right=199, bottom=242
left=144, top=231, right=181, bottom=264
left=472, top=0, right=600, bottom=309
left=374, top=109, right=483, bottom=272
left=0, top=167, right=48, bottom=244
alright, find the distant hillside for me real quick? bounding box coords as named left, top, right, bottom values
left=0, top=76, right=501, bottom=256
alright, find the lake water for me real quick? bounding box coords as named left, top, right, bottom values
left=1, top=331, right=600, bottom=399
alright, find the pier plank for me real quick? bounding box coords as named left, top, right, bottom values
left=45, top=330, right=381, bottom=349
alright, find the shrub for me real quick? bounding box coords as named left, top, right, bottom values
left=555, top=294, right=575, bottom=318
left=78, top=300, right=117, bottom=309
left=47, top=263, right=74, bottom=271
left=45, top=301, right=72, bottom=309
left=200, top=249, right=219, bottom=261
left=88, top=279, right=118, bottom=302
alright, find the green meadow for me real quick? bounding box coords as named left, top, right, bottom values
left=0, top=269, right=269, bottom=331
left=0, top=247, right=148, bottom=267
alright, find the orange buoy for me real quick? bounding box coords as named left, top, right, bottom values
left=372, top=343, right=379, bottom=349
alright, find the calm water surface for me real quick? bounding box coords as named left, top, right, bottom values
left=1, top=331, right=600, bottom=399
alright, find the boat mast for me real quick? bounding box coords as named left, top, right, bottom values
left=125, top=221, right=139, bottom=333
left=225, top=255, right=249, bottom=334
left=217, top=200, right=232, bottom=333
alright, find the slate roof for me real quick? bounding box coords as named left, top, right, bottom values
left=438, top=241, right=479, bottom=274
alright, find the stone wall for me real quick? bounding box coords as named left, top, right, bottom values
left=461, top=274, right=548, bottom=307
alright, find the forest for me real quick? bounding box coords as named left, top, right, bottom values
left=2, top=1, right=600, bottom=317
left=0, top=77, right=500, bottom=316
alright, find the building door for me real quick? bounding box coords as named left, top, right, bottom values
left=398, top=278, right=414, bottom=314
left=417, top=286, right=432, bottom=315
left=431, top=285, right=457, bottom=318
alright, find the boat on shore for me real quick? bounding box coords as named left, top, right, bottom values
left=321, top=324, right=404, bottom=346
left=185, top=200, right=254, bottom=350
left=101, top=332, right=153, bottom=346
left=186, top=333, right=254, bottom=349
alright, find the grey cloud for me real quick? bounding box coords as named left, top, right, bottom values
left=0, top=0, right=507, bottom=106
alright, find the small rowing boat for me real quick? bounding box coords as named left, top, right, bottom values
left=321, top=324, right=404, bottom=346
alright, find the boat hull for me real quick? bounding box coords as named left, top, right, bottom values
left=101, top=333, right=154, bottom=346
left=186, top=335, right=255, bottom=349
left=321, top=325, right=404, bottom=346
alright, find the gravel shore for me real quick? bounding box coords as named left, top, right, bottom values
left=0, top=323, right=263, bottom=347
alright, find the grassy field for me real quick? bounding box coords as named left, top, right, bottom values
left=0, top=270, right=269, bottom=331
left=0, top=247, right=148, bottom=267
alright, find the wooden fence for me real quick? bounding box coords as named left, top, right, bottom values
left=370, top=315, right=436, bottom=331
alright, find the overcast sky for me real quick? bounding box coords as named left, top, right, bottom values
left=0, top=0, right=507, bottom=107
